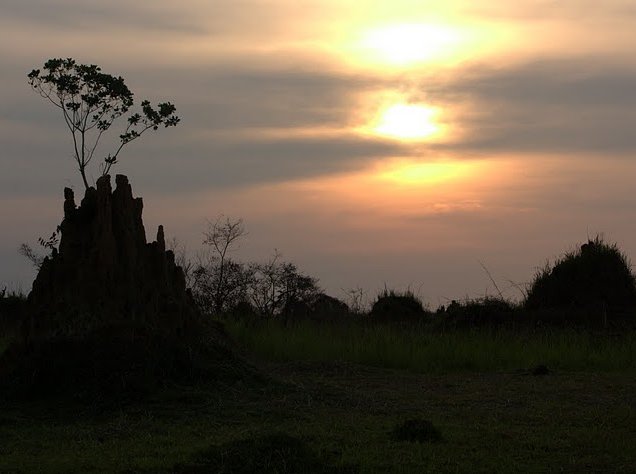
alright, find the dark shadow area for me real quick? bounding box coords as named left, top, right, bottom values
left=391, top=419, right=443, bottom=443
left=166, top=433, right=358, bottom=474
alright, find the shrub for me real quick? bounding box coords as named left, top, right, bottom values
left=370, top=289, right=428, bottom=323
left=525, top=237, right=636, bottom=320
left=440, top=297, right=516, bottom=327
left=282, top=293, right=351, bottom=325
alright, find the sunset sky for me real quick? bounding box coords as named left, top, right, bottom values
left=2, top=0, right=636, bottom=306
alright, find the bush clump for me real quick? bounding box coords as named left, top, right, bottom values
left=440, top=297, right=516, bottom=327
left=370, top=289, right=428, bottom=323
left=525, top=237, right=636, bottom=319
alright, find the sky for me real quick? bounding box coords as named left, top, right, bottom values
left=2, top=0, right=636, bottom=307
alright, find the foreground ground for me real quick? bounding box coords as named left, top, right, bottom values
left=1, top=358, right=634, bottom=473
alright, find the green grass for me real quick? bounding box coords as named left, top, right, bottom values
left=1, top=364, right=635, bottom=473
left=224, top=319, right=636, bottom=373
left=2, top=321, right=635, bottom=472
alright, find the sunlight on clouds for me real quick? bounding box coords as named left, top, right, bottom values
left=355, top=89, right=448, bottom=143
left=374, top=103, right=441, bottom=140
left=360, top=23, right=462, bottom=66
left=288, top=158, right=505, bottom=216
left=377, top=159, right=478, bottom=186
left=335, top=19, right=512, bottom=70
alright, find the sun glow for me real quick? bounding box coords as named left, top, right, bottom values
left=377, top=159, right=477, bottom=186
left=374, top=103, right=441, bottom=140
left=360, top=23, right=462, bottom=66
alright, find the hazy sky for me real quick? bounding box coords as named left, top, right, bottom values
left=2, top=0, right=636, bottom=306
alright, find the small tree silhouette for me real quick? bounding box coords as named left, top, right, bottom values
left=193, top=216, right=248, bottom=315
left=28, top=58, right=180, bottom=189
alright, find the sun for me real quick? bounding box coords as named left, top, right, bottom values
left=360, top=23, right=461, bottom=66
left=374, top=103, right=441, bottom=140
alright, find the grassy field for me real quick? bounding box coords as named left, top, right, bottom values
left=225, top=319, right=636, bottom=373
left=1, top=321, right=635, bottom=473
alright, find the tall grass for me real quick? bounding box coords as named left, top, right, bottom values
left=224, top=319, right=636, bottom=373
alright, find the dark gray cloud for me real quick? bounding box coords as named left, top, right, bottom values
left=426, top=59, right=636, bottom=154
left=170, top=68, right=380, bottom=130
left=1, top=0, right=208, bottom=34
left=435, top=59, right=636, bottom=107
left=128, top=134, right=407, bottom=194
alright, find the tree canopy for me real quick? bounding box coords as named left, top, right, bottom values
left=28, top=58, right=180, bottom=189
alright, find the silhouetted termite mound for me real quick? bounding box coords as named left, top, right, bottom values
left=0, top=175, right=252, bottom=400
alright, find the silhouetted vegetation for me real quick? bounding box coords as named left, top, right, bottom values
left=438, top=297, right=517, bottom=328
left=287, top=292, right=351, bottom=324
left=525, top=237, right=636, bottom=324
left=192, top=216, right=248, bottom=315
left=369, top=289, right=429, bottom=323
left=18, top=229, right=59, bottom=269
left=28, top=58, right=179, bottom=188
left=189, top=219, right=322, bottom=319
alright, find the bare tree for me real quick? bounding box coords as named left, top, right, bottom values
left=278, top=262, right=320, bottom=308
left=192, top=216, right=247, bottom=315
left=247, top=250, right=283, bottom=317
left=186, top=218, right=320, bottom=319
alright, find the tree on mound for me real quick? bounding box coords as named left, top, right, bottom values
left=27, top=58, right=179, bottom=190
left=0, top=175, right=248, bottom=400
left=524, top=237, right=636, bottom=319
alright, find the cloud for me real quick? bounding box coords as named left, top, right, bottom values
left=438, top=59, right=636, bottom=107
left=1, top=56, right=402, bottom=196
left=129, top=134, right=408, bottom=194
left=425, top=58, right=636, bottom=154
left=467, top=0, right=636, bottom=21
left=166, top=67, right=380, bottom=130
left=0, top=0, right=208, bottom=35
